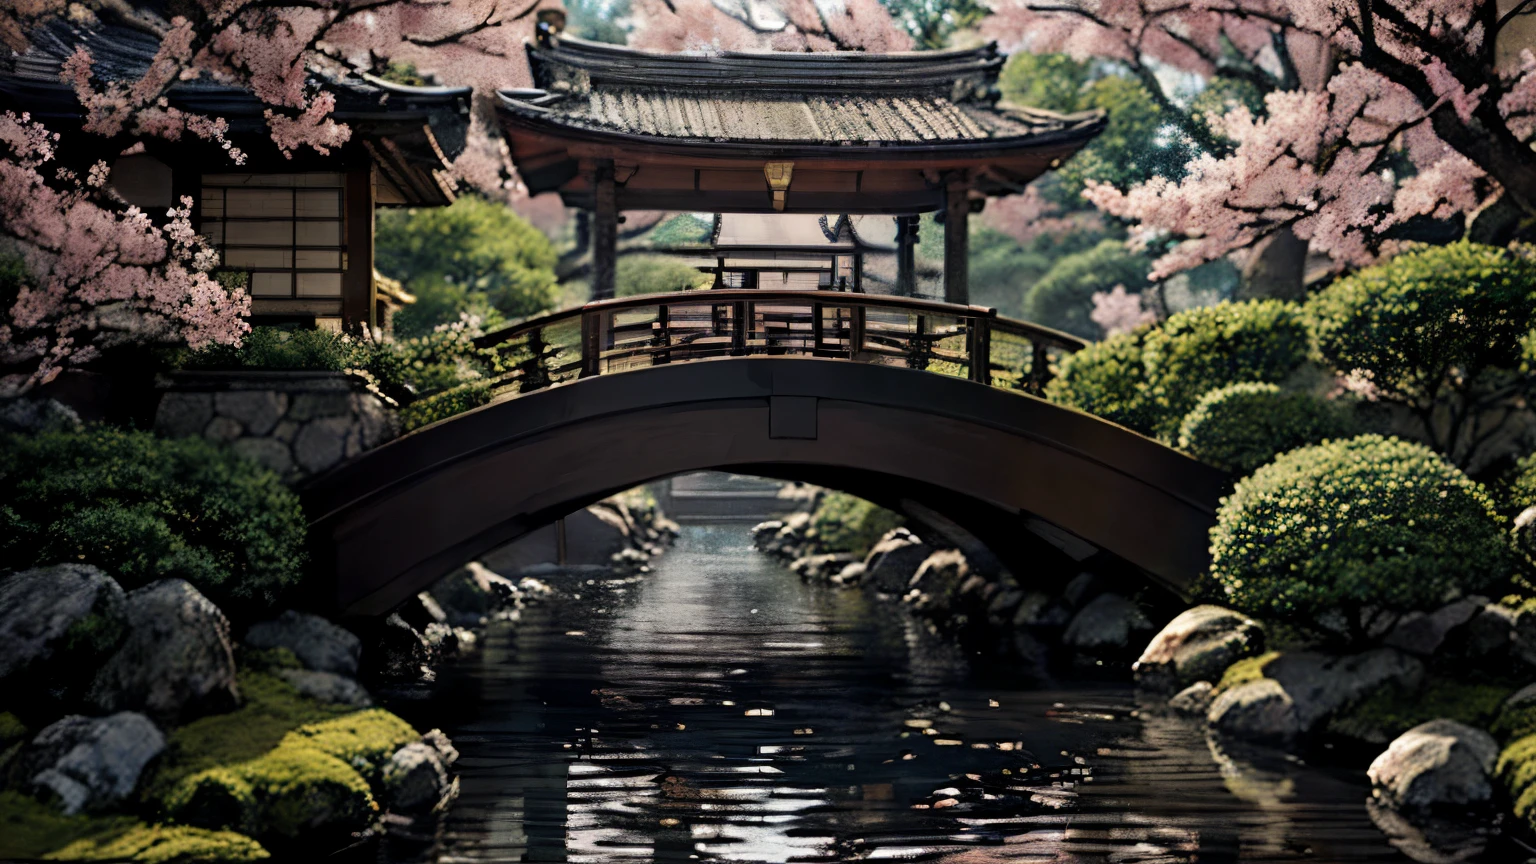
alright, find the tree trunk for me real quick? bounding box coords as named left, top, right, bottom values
left=1237, top=226, right=1308, bottom=301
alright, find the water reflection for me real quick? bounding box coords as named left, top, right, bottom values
left=387, top=524, right=1421, bottom=863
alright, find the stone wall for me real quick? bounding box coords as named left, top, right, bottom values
left=155, top=371, right=398, bottom=483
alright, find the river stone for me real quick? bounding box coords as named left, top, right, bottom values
left=0, top=564, right=127, bottom=688
left=1168, top=681, right=1215, bottom=717
left=213, top=391, right=287, bottom=436
left=87, top=580, right=239, bottom=726
left=1134, top=605, right=1266, bottom=693
left=1265, top=649, right=1424, bottom=733
left=381, top=742, right=451, bottom=814
left=1011, top=592, right=1069, bottom=628
left=369, top=614, right=435, bottom=680
left=862, top=532, right=933, bottom=595
left=908, top=550, right=968, bottom=616
left=750, top=520, right=785, bottom=549
left=1208, top=678, right=1301, bottom=743
left=245, top=610, right=361, bottom=677
left=1383, top=597, right=1487, bottom=657
left=20, top=712, right=165, bottom=814
left=1061, top=593, right=1153, bottom=652
left=421, top=729, right=459, bottom=766
left=275, top=669, right=373, bottom=707
left=429, top=562, right=520, bottom=627
left=791, top=553, right=856, bottom=583
left=1511, top=604, right=1536, bottom=669
left=1369, top=720, right=1499, bottom=813
left=830, top=562, right=865, bottom=586
left=395, top=592, right=448, bottom=634
left=1062, top=572, right=1108, bottom=609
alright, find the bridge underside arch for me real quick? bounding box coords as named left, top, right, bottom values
left=302, top=359, right=1230, bottom=618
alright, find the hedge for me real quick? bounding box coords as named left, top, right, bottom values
left=1208, top=435, right=1510, bottom=642
left=1043, top=328, right=1156, bottom=435
left=399, top=380, right=492, bottom=432
left=1177, top=382, right=1358, bottom=475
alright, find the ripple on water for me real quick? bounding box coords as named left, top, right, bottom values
left=380, top=524, right=1427, bottom=863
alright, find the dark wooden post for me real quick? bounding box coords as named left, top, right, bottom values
left=342, top=168, right=375, bottom=332
left=852, top=252, right=864, bottom=293
left=968, top=316, right=991, bottom=384
left=592, top=159, right=618, bottom=301
left=850, top=304, right=866, bottom=359
left=654, top=304, right=670, bottom=365
left=944, top=177, right=969, bottom=306
left=731, top=301, right=748, bottom=355
left=580, top=310, right=601, bottom=377
left=895, top=215, right=918, bottom=297
left=1029, top=341, right=1050, bottom=394
left=812, top=302, right=825, bottom=354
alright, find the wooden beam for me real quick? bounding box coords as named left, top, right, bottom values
left=853, top=252, right=864, bottom=293
left=944, top=178, right=969, bottom=306
left=343, top=168, right=375, bottom=332
left=592, top=159, right=618, bottom=301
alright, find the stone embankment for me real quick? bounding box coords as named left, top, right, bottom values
left=0, top=494, right=676, bottom=862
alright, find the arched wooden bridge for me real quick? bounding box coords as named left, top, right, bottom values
left=302, top=290, right=1230, bottom=618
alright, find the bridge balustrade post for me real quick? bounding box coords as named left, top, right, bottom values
left=732, top=301, right=748, bottom=356
left=1029, top=341, right=1050, bottom=394
left=850, top=305, right=865, bottom=359
left=909, top=314, right=928, bottom=371
left=811, top=302, right=824, bottom=356
left=654, top=304, right=670, bottom=365
left=968, top=317, right=991, bottom=384
left=580, top=310, right=601, bottom=378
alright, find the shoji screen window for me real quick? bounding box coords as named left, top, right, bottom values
left=200, top=173, right=345, bottom=298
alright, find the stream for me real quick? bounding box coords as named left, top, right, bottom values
left=380, top=523, right=1419, bottom=863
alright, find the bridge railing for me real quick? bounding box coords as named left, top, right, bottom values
left=472, top=289, right=1087, bottom=398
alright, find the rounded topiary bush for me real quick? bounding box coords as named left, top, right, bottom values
left=1044, top=328, right=1156, bottom=435
left=0, top=428, right=307, bottom=610
left=1178, top=382, right=1359, bottom=475
left=1305, top=241, right=1536, bottom=406
left=1208, top=435, right=1510, bottom=642
left=1142, top=300, right=1311, bottom=438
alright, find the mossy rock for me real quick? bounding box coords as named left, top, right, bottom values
left=281, top=709, right=419, bottom=787
left=45, top=823, right=269, bottom=863
left=240, top=648, right=302, bottom=673
left=0, top=791, right=136, bottom=861
left=1216, top=651, right=1282, bottom=693
left=167, top=744, right=375, bottom=842
left=1327, top=677, right=1512, bottom=745
left=1497, top=734, right=1536, bottom=830
left=1494, top=698, right=1536, bottom=743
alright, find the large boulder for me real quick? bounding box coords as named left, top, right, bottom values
left=86, top=580, right=239, bottom=726
left=394, top=592, right=448, bottom=634
left=245, top=610, right=361, bottom=677
left=1134, top=605, right=1265, bottom=693
left=1383, top=597, right=1487, bottom=657
left=367, top=614, right=435, bottom=681
left=274, top=669, right=373, bottom=708
left=862, top=530, right=933, bottom=595
left=1512, top=604, right=1536, bottom=669
left=1462, top=603, right=1516, bottom=659
left=380, top=741, right=452, bottom=814
left=1367, top=720, right=1501, bottom=863
left=0, top=564, right=127, bottom=706
left=907, top=550, right=969, bottom=617
left=1061, top=593, right=1153, bottom=654
left=18, top=712, right=165, bottom=814
left=791, top=553, right=857, bottom=583
left=1209, top=649, right=1423, bottom=744
left=428, top=562, right=520, bottom=628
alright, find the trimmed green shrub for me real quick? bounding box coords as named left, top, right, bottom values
left=1208, top=435, right=1511, bottom=643
left=0, top=429, right=306, bottom=609
left=1022, top=238, right=1152, bottom=339
left=808, top=492, right=903, bottom=558
left=1178, top=382, right=1358, bottom=474
left=1142, top=299, right=1310, bottom=438
left=1305, top=241, right=1536, bottom=410
left=46, top=824, right=269, bottom=863
left=400, top=380, right=492, bottom=432
left=1044, top=328, right=1156, bottom=435
left=616, top=255, right=711, bottom=297
left=183, top=327, right=358, bottom=372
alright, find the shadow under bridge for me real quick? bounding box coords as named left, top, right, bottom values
left=300, top=290, right=1231, bottom=618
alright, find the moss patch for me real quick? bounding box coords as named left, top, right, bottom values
left=1498, top=734, right=1536, bottom=830
left=142, top=669, right=351, bottom=804
left=0, top=791, right=136, bottom=861
left=281, top=709, right=418, bottom=787
left=1328, top=677, right=1513, bottom=745
left=166, top=744, right=375, bottom=841
left=45, top=824, right=269, bottom=863
left=240, top=648, right=301, bottom=673
left=0, top=712, right=28, bottom=747
left=1216, top=651, right=1281, bottom=693
left=1494, top=702, right=1536, bottom=743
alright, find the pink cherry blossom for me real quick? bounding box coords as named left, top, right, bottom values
left=1089, top=284, right=1155, bottom=336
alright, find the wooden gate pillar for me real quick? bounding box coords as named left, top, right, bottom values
left=592, top=159, right=618, bottom=301
left=944, top=177, right=970, bottom=306
left=895, top=215, right=919, bottom=297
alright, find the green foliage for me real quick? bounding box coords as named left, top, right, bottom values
left=0, top=429, right=306, bottom=610
left=1305, top=241, right=1536, bottom=407
left=375, top=196, right=558, bottom=330
left=184, top=326, right=358, bottom=372
left=0, top=792, right=137, bottom=861
left=1494, top=701, right=1536, bottom=743
left=878, top=0, right=988, bottom=48
left=1208, top=435, right=1511, bottom=642
left=1215, top=651, right=1281, bottom=694
left=968, top=225, right=1111, bottom=319
left=808, top=492, right=903, bottom=558
left=1178, top=382, right=1359, bottom=474
left=999, top=53, right=1194, bottom=206
left=1510, top=453, right=1536, bottom=516
left=1023, top=238, right=1152, bottom=338
left=1044, top=328, right=1156, bottom=435
left=1328, top=678, right=1513, bottom=744
left=648, top=214, right=713, bottom=247
left=1498, top=734, right=1536, bottom=830
left=1142, top=300, right=1311, bottom=438
left=283, top=709, right=419, bottom=787
left=616, top=255, right=710, bottom=297
left=564, top=0, right=629, bottom=43
left=399, top=380, right=492, bottom=432
left=46, top=824, right=269, bottom=863
left=392, top=279, right=505, bottom=340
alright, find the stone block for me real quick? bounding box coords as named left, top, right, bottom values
left=214, top=391, right=288, bottom=436
left=155, top=393, right=214, bottom=438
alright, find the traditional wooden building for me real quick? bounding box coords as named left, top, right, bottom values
left=0, top=14, right=471, bottom=333
left=663, top=212, right=892, bottom=291
left=497, top=27, right=1105, bottom=303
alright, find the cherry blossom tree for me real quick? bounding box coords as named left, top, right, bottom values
left=1089, top=283, right=1155, bottom=335
left=984, top=0, right=1536, bottom=281
left=631, top=0, right=913, bottom=52
left=2, top=0, right=554, bottom=393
